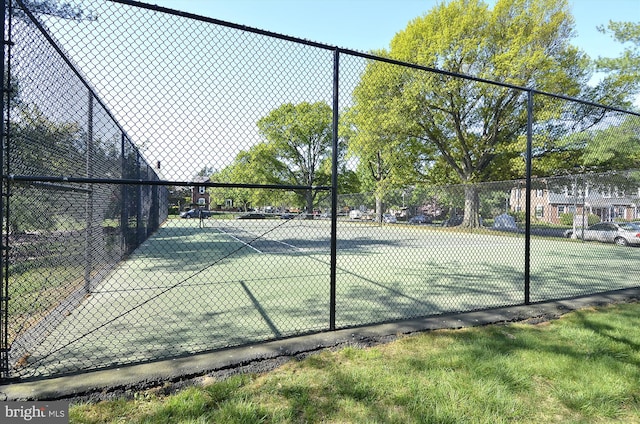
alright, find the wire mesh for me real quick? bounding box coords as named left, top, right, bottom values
left=1, top=0, right=639, bottom=381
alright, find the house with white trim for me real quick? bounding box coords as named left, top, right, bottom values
left=509, top=181, right=640, bottom=224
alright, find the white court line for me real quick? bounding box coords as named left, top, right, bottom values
left=214, top=227, right=263, bottom=254
left=272, top=239, right=299, bottom=249
left=214, top=226, right=303, bottom=253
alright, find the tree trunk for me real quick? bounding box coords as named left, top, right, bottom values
left=375, top=195, right=383, bottom=222
left=462, top=184, right=482, bottom=228
left=305, top=189, right=314, bottom=219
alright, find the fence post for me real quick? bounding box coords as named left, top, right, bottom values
left=120, top=133, right=128, bottom=253
left=329, top=49, right=339, bottom=331
left=84, top=92, right=94, bottom=293
left=524, top=90, right=533, bottom=305
left=136, top=152, right=143, bottom=246
left=0, top=0, right=8, bottom=380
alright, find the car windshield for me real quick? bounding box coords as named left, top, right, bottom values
left=619, top=223, right=640, bottom=231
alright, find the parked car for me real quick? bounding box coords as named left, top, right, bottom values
left=237, top=213, right=266, bottom=219
left=349, top=210, right=363, bottom=219
left=493, top=213, right=517, bottom=231
left=280, top=213, right=295, bottom=220
left=442, top=215, right=463, bottom=227
left=408, top=215, right=430, bottom=224
left=564, top=222, right=640, bottom=246
left=382, top=213, right=397, bottom=223
left=180, top=209, right=212, bottom=219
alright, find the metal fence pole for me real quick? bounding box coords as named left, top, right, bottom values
left=84, top=92, right=94, bottom=293
left=120, top=133, right=128, bottom=253
left=329, top=49, right=339, bottom=330
left=136, top=152, right=143, bottom=246
left=524, top=90, right=533, bottom=305
left=0, top=0, right=8, bottom=380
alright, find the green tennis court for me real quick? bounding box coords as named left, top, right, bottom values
left=21, top=218, right=638, bottom=377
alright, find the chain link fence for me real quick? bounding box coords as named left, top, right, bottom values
left=1, top=0, right=639, bottom=381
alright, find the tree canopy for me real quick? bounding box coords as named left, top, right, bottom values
left=347, top=0, right=626, bottom=227
left=256, top=101, right=333, bottom=214
left=13, top=0, right=96, bottom=20
left=595, top=20, right=640, bottom=105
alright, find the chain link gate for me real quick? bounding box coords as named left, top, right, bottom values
left=1, top=0, right=639, bottom=381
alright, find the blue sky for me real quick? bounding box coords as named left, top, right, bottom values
left=41, top=0, right=638, bottom=180
left=147, top=0, right=639, bottom=60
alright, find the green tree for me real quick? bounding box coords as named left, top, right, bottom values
left=210, top=143, right=285, bottom=211
left=344, top=91, right=430, bottom=221
left=581, top=116, right=640, bottom=171
left=349, top=0, right=595, bottom=227
left=257, top=102, right=333, bottom=215
left=13, top=0, right=96, bottom=20
left=595, top=21, right=640, bottom=105
left=9, top=105, right=85, bottom=232
left=13, top=104, right=84, bottom=176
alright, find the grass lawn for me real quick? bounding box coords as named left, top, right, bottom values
left=69, top=300, right=640, bottom=423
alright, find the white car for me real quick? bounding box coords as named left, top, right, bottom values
left=564, top=222, right=640, bottom=246
left=349, top=210, right=363, bottom=219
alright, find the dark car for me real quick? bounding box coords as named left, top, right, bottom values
left=408, top=215, right=430, bottom=224
left=442, top=215, right=463, bottom=227
left=180, top=209, right=212, bottom=219
left=280, top=213, right=295, bottom=220
left=237, top=213, right=266, bottom=219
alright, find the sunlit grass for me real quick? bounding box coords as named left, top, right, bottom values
left=69, top=301, right=640, bottom=423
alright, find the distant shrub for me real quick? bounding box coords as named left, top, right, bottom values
left=559, top=213, right=573, bottom=226
left=560, top=213, right=600, bottom=226
left=509, top=211, right=525, bottom=223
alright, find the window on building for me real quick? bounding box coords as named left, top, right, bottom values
left=614, top=206, right=626, bottom=219
left=558, top=205, right=565, bottom=214
left=198, top=186, right=206, bottom=194
left=536, top=189, right=544, bottom=198
left=565, top=184, right=578, bottom=197
left=197, top=198, right=206, bottom=205
left=535, top=205, right=544, bottom=218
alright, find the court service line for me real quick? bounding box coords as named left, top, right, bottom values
left=216, top=226, right=303, bottom=252
left=214, top=228, right=263, bottom=253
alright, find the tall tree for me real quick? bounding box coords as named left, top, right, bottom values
left=209, top=143, right=281, bottom=211
left=12, top=0, right=96, bottom=20
left=257, top=102, right=333, bottom=215
left=595, top=20, right=640, bottom=105
left=349, top=0, right=594, bottom=227
left=345, top=76, right=431, bottom=221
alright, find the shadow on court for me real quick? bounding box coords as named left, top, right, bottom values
left=11, top=219, right=639, bottom=380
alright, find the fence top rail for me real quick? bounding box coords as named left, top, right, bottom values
left=114, top=0, right=640, bottom=117
left=5, top=174, right=331, bottom=191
